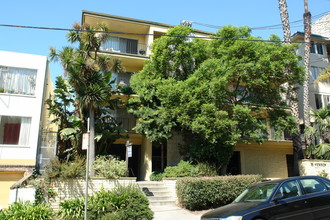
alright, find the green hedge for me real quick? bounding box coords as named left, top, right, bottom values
left=58, top=184, right=153, bottom=220
left=0, top=202, right=54, bottom=220
left=176, top=175, right=262, bottom=210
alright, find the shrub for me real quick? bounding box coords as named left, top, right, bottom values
left=176, top=175, right=262, bottom=210
left=0, top=201, right=54, bottom=220
left=58, top=198, right=84, bottom=220
left=58, top=184, right=153, bottom=220
left=43, top=157, right=85, bottom=180
left=196, top=162, right=218, bottom=177
left=150, top=171, right=164, bottom=181
left=92, top=155, right=127, bottom=179
left=163, top=160, right=198, bottom=178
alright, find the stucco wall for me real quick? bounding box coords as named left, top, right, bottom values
left=167, top=133, right=184, bottom=166
left=236, top=141, right=292, bottom=179
left=0, top=172, right=24, bottom=209
left=50, top=178, right=136, bottom=210
left=299, top=159, right=330, bottom=177
left=311, top=12, right=330, bottom=38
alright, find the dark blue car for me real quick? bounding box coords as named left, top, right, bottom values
left=201, top=176, right=330, bottom=220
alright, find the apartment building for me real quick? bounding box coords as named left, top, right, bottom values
left=0, top=51, right=55, bottom=208
left=292, top=13, right=330, bottom=124
left=82, top=11, right=294, bottom=180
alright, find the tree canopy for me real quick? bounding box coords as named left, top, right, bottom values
left=128, top=25, right=304, bottom=171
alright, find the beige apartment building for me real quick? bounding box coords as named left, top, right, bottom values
left=82, top=11, right=294, bottom=181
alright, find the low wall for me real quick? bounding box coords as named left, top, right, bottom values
left=299, top=159, right=330, bottom=177
left=50, top=177, right=136, bottom=210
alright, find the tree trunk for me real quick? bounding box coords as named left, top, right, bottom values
left=278, top=0, right=303, bottom=176
left=89, top=108, right=95, bottom=176
left=303, top=0, right=312, bottom=145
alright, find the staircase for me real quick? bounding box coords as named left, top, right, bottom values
left=137, top=181, right=177, bottom=206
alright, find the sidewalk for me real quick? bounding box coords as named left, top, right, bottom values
left=151, top=204, right=205, bottom=220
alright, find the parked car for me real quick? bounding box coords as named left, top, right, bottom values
left=201, top=176, right=330, bottom=220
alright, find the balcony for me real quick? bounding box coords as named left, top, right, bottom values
left=100, top=36, right=148, bottom=57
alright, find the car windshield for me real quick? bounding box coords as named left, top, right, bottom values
left=234, top=183, right=278, bottom=202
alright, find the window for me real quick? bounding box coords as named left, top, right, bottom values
left=0, top=66, right=37, bottom=95
left=311, top=66, right=325, bottom=81
left=0, top=116, right=31, bottom=146
left=274, top=181, right=301, bottom=199
left=101, top=36, right=138, bottom=54
left=300, top=178, right=326, bottom=194
left=311, top=42, right=324, bottom=55
left=315, top=94, right=330, bottom=109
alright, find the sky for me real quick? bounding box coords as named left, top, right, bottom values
left=0, top=0, right=328, bottom=84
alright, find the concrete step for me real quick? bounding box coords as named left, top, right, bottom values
left=148, top=196, right=174, bottom=201
left=149, top=200, right=176, bottom=206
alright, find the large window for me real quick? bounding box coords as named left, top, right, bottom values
left=311, top=66, right=325, bottom=81
left=0, top=116, right=31, bottom=146
left=0, top=65, right=37, bottom=95
left=101, top=36, right=138, bottom=54
left=311, top=42, right=324, bottom=55
left=315, top=94, right=330, bottom=109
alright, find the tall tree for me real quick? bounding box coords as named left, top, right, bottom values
left=50, top=23, right=114, bottom=176
left=278, top=0, right=303, bottom=176
left=303, top=0, right=312, bottom=137
left=129, top=25, right=303, bottom=173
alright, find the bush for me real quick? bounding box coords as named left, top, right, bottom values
left=196, top=162, right=218, bottom=177
left=43, top=157, right=85, bottom=180
left=58, top=184, right=153, bottom=220
left=176, top=175, right=262, bottom=210
left=0, top=201, right=54, bottom=220
left=150, top=171, right=164, bottom=181
left=58, top=198, right=84, bottom=220
left=163, top=160, right=198, bottom=178
left=92, top=155, right=127, bottom=179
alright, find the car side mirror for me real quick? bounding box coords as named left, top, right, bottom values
left=273, top=194, right=285, bottom=202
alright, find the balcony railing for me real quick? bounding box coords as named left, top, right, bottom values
left=114, top=116, right=136, bottom=133
left=100, top=36, right=147, bottom=56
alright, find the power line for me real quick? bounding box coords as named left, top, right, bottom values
left=0, top=23, right=329, bottom=45
left=192, top=11, right=329, bottom=31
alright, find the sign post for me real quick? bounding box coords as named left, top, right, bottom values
left=83, top=118, right=90, bottom=220
left=125, top=140, right=132, bottom=174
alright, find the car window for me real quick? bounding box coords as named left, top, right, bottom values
left=274, top=180, right=301, bottom=199
left=299, top=179, right=327, bottom=194
left=322, top=179, right=330, bottom=189
left=234, top=183, right=278, bottom=202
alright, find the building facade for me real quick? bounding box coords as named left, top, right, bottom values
left=292, top=13, right=330, bottom=125
left=82, top=11, right=294, bottom=181
left=0, top=51, right=55, bottom=208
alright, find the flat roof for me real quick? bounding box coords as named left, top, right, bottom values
left=82, top=10, right=213, bottom=36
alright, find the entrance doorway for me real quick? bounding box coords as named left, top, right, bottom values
left=152, top=142, right=167, bottom=172
left=108, top=144, right=140, bottom=179
left=227, top=151, right=241, bottom=175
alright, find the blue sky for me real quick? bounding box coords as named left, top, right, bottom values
left=0, top=0, right=328, bottom=83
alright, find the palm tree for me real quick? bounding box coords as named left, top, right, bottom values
left=314, top=66, right=330, bottom=86
left=50, top=23, right=114, bottom=176
left=278, top=0, right=303, bottom=176
left=303, top=0, right=312, bottom=139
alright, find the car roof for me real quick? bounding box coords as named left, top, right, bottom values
left=255, top=176, right=329, bottom=186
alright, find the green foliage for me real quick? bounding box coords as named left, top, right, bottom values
left=129, top=25, right=304, bottom=170
left=58, top=184, right=153, bottom=220
left=29, top=178, right=56, bottom=204
left=92, top=155, right=127, bottom=179
left=150, top=171, right=164, bottom=181
left=58, top=198, right=85, bottom=220
left=195, top=162, right=218, bottom=177
left=162, top=160, right=218, bottom=178
left=305, top=105, right=330, bottom=159
left=43, top=157, right=85, bottom=180
left=163, top=160, right=198, bottom=178
left=318, top=170, right=329, bottom=179
left=0, top=202, right=54, bottom=220
left=176, top=175, right=262, bottom=210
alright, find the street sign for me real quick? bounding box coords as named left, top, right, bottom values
left=127, top=145, right=132, bottom=157
left=82, top=133, right=89, bottom=150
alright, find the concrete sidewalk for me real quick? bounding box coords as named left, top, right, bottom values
left=151, top=205, right=204, bottom=220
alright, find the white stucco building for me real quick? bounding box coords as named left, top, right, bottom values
left=0, top=51, right=55, bottom=208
